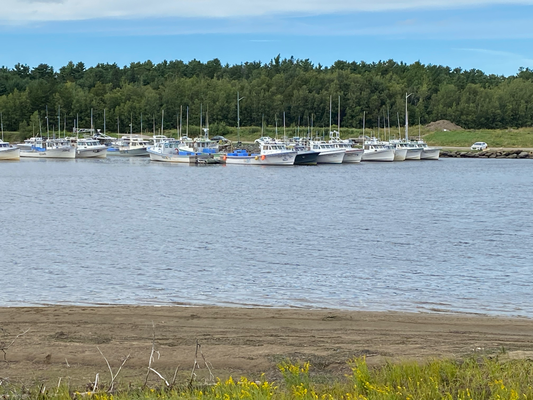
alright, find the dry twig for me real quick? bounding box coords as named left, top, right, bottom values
left=0, top=328, right=30, bottom=362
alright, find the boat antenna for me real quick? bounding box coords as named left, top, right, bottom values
left=200, top=103, right=203, bottom=137
left=362, top=111, right=366, bottom=138
left=104, top=108, right=106, bottom=136
left=140, top=112, right=143, bottom=136
left=57, top=105, right=60, bottom=139
left=179, top=105, right=183, bottom=138
left=152, top=115, right=155, bottom=136
left=1, top=112, right=3, bottom=141
left=186, top=106, right=189, bottom=137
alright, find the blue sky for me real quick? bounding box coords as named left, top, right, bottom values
left=1, top=0, right=532, bottom=77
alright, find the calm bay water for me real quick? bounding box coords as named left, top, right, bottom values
left=1, top=157, right=532, bottom=317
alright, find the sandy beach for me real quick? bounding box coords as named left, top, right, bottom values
left=1, top=306, right=533, bottom=387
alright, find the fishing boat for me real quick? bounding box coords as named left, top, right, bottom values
left=147, top=137, right=217, bottom=164
left=113, top=135, right=149, bottom=156
left=20, top=138, right=76, bottom=159
left=361, top=138, right=395, bottom=162
left=0, top=140, right=20, bottom=160
left=384, top=141, right=408, bottom=161
left=389, top=140, right=423, bottom=160
left=308, top=140, right=346, bottom=164
left=75, top=138, right=108, bottom=158
left=417, top=140, right=441, bottom=160
left=224, top=142, right=296, bottom=165
left=328, top=131, right=363, bottom=163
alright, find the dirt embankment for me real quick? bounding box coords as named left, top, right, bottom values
left=1, top=306, right=533, bottom=388
left=426, top=120, right=464, bottom=131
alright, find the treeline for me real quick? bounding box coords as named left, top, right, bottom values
left=1, top=56, right=533, bottom=136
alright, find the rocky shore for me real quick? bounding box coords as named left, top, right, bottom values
left=441, top=149, right=533, bottom=159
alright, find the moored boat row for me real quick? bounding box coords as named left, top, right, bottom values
left=2, top=133, right=440, bottom=164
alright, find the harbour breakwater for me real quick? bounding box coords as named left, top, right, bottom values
left=440, top=149, right=533, bottom=159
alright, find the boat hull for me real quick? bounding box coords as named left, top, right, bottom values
left=225, top=152, right=296, bottom=165
left=342, top=149, right=364, bottom=163
left=421, top=148, right=441, bottom=160
left=20, top=147, right=76, bottom=159
left=109, top=147, right=149, bottom=156
left=76, top=147, right=108, bottom=158
left=0, top=147, right=20, bottom=160
left=362, top=148, right=395, bottom=162
left=148, top=150, right=215, bottom=163
left=393, top=148, right=407, bottom=161
left=405, top=148, right=422, bottom=160
left=317, top=150, right=345, bottom=164
left=294, top=151, right=319, bottom=165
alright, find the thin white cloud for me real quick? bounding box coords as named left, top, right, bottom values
left=1, top=0, right=533, bottom=22
left=455, top=48, right=533, bottom=68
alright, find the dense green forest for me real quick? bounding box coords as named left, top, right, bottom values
left=1, top=56, right=533, bottom=137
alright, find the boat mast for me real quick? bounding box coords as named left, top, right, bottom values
left=397, top=112, right=400, bottom=138
left=1, top=112, right=3, bottom=141
left=237, top=91, right=244, bottom=143
left=329, top=95, right=332, bottom=136
left=338, top=95, right=341, bottom=139
left=104, top=108, right=106, bottom=136
left=205, top=105, right=209, bottom=138
left=405, top=92, right=412, bottom=141
left=46, top=105, right=50, bottom=139
left=283, top=111, right=286, bottom=142
left=161, top=109, right=164, bottom=136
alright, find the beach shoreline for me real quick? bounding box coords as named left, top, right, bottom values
left=1, top=305, right=533, bottom=387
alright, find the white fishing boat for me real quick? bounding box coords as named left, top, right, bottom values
left=0, top=140, right=20, bottom=160
left=328, top=131, right=363, bottom=163
left=224, top=142, right=296, bottom=165
left=384, top=141, right=408, bottom=161
left=17, top=137, right=44, bottom=151
left=114, top=135, right=149, bottom=156
left=417, top=140, right=441, bottom=160
left=389, top=140, right=423, bottom=160
left=20, top=138, right=76, bottom=159
left=147, top=138, right=217, bottom=163
left=362, top=138, right=395, bottom=162
left=308, top=140, right=346, bottom=164
left=75, top=138, right=108, bottom=158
